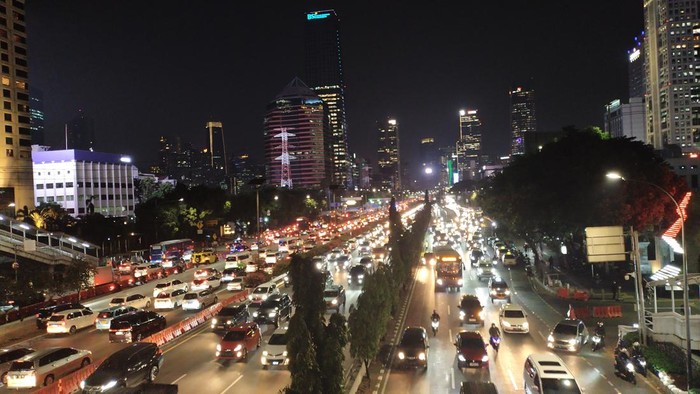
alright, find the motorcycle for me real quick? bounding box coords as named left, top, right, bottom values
left=431, top=319, right=439, bottom=336
left=615, top=354, right=637, bottom=385
left=591, top=333, right=604, bottom=351
left=630, top=353, right=647, bottom=376
left=489, top=335, right=501, bottom=352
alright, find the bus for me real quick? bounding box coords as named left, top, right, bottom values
left=150, top=239, right=194, bottom=267
left=433, top=246, right=464, bottom=292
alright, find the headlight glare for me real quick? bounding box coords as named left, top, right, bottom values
left=398, top=351, right=405, bottom=360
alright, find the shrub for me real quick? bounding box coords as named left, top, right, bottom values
left=272, top=260, right=291, bottom=277
left=644, top=344, right=685, bottom=375
left=243, top=271, right=270, bottom=288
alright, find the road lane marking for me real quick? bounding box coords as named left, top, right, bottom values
left=450, top=368, right=455, bottom=390
left=219, top=374, right=243, bottom=394
left=508, top=368, right=518, bottom=390
left=538, top=331, right=546, bottom=341
left=449, top=328, right=453, bottom=340
left=171, top=374, right=186, bottom=384
left=447, top=305, right=451, bottom=315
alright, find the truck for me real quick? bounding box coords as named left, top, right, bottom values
left=433, top=246, right=464, bottom=292
left=90, top=266, right=121, bottom=292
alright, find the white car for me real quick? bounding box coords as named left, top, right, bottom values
left=108, top=294, right=151, bottom=309
left=5, top=347, right=92, bottom=389
left=154, top=289, right=188, bottom=310
left=226, top=277, right=244, bottom=291
left=182, top=290, right=218, bottom=311
left=476, top=261, right=496, bottom=281
left=46, top=309, right=94, bottom=335
left=499, top=303, right=530, bottom=334
left=152, top=279, right=189, bottom=298
left=191, top=276, right=222, bottom=291
left=261, top=327, right=289, bottom=368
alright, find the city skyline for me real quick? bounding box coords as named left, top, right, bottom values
left=26, top=1, right=642, bottom=171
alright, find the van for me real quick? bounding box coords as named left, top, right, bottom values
left=109, top=310, right=166, bottom=343
left=523, top=353, right=581, bottom=394
left=225, top=252, right=252, bottom=269
left=6, top=347, right=92, bottom=388
left=248, top=281, right=280, bottom=303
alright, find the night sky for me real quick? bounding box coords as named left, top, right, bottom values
left=26, top=1, right=643, bottom=172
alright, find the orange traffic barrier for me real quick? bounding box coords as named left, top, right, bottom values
left=592, top=306, right=605, bottom=318
left=608, top=305, right=622, bottom=317
left=573, top=291, right=590, bottom=301
left=557, top=288, right=569, bottom=299
left=574, top=307, right=589, bottom=318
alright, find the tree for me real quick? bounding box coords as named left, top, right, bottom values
left=134, top=177, right=173, bottom=202
left=320, top=313, right=348, bottom=394
left=62, top=256, right=97, bottom=300
left=285, top=313, right=322, bottom=394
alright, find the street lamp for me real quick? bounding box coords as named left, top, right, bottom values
left=247, top=177, right=266, bottom=244
left=606, top=171, right=691, bottom=389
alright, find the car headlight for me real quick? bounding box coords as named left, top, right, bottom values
left=358, top=274, right=364, bottom=278
left=234, top=344, right=242, bottom=351
left=458, top=354, right=466, bottom=362
left=248, top=295, right=253, bottom=300
left=626, top=362, right=635, bottom=372
left=481, top=355, right=489, bottom=362
left=79, top=381, right=85, bottom=389
left=490, top=290, right=496, bottom=295
left=253, top=312, right=259, bottom=317
left=212, top=318, right=218, bottom=325
left=479, top=311, right=485, bottom=319
left=523, top=322, right=529, bottom=329
left=216, top=344, right=222, bottom=351
left=332, top=299, right=338, bottom=305
left=568, top=339, right=578, bottom=345
left=262, top=350, right=268, bottom=356
left=418, top=352, right=426, bottom=361
left=437, top=279, right=443, bottom=285
left=430, top=258, right=436, bottom=265
left=640, top=360, right=646, bottom=366
left=458, top=279, right=463, bottom=285
left=262, top=295, right=268, bottom=300
left=547, top=335, right=554, bottom=342
left=459, top=310, right=465, bottom=316
left=502, top=321, right=511, bottom=327
left=268, top=312, right=277, bottom=317
left=505, top=290, right=511, bottom=295
left=102, top=380, right=118, bottom=391
left=398, top=351, right=405, bottom=360
left=226, top=320, right=232, bottom=325
left=282, top=351, right=288, bottom=357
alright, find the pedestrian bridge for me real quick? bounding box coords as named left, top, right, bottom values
left=0, top=214, right=99, bottom=267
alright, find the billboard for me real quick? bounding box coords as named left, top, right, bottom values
left=585, top=226, right=626, bottom=262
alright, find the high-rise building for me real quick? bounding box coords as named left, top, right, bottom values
left=644, top=0, right=700, bottom=151
left=29, top=87, right=45, bottom=146
left=377, top=118, right=401, bottom=190
left=263, top=77, right=331, bottom=189
left=456, top=109, right=482, bottom=181
left=604, top=98, right=646, bottom=141
left=439, top=146, right=457, bottom=186
left=206, top=121, right=227, bottom=175
left=0, top=0, right=33, bottom=211
left=304, top=10, right=350, bottom=186
left=509, top=87, right=537, bottom=156
left=628, top=32, right=646, bottom=99
left=65, top=110, right=95, bottom=151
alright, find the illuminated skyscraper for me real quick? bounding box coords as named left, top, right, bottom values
left=206, top=121, right=227, bottom=175
left=509, top=87, right=536, bottom=156
left=0, top=0, right=33, bottom=211
left=644, top=0, right=700, bottom=150
left=304, top=9, right=350, bottom=186
left=263, top=78, right=331, bottom=189
left=30, top=87, right=44, bottom=145
left=377, top=118, right=401, bottom=190
left=627, top=32, right=645, bottom=99
left=456, top=109, right=482, bottom=181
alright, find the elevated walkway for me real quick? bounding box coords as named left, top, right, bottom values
left=0, top=214, right=99, bottom=266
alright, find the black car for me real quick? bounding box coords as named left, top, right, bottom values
left=222, top=268, right=246, bottom=283
left=35, top=303, right=88, bottom=329
left=252, top=294, right=292, bottom=327
left=395, top=326, right=429, bottom=369
left=469, top=249, right=484, bottom=267
left=488, top=277, right=511, bottom=303
left=348, top=265, right=367, bottom=287
left=109, top=310, right=166, bottom=343
left=81, top=342, right=163, bottom=392
left=458, top=295, right=485, bottom=327
left=211, top=304, right=249, bottom=331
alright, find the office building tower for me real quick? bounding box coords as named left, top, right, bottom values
left=456, top=109, right=482, bottom=181
left=509, top=87, right=537, bottom=156
left=0, top=0, right=33, bottom=211
left=29, top=87, right=44, bottom=145
left=65, top=110, right=95, bottom=151
left=157, top=136, right=174, bottom=175
left=419, top=137, right=438, bottom=189
left=263, top=77, right=331, bottom=189
left=439, top=146, right=457, bottom=186
left=604, top=98, right=646, bottom=141
left=206, top=121, right=227, bottom=175
left=644, top=0, right=700, bottom=151
left=32, top=150, right=138, bottom=217
left=377, top=118, right=401, bottom=190
left=304, top=10, right=350, bottom=186
left=628, top=32, right=646, bottom=99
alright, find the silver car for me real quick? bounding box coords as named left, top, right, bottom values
left=182, top=289, right=218, bottom=311
left=6, top=347, right=92, bottom=388
left=547, top=319, right=589, bottom=352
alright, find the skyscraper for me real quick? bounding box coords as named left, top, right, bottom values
left=0, top=0, right=33, bottom=210
left=456, top=109, right=482, bottom=181
left=206, top=121, right=227, bottom=175
left=627, top=32, right=645, bottom=100
left=644, top=0, right=700, bottom=151
left=377, top=118, right=401, bottom=190
left=509, top=87, right=536, bottom=156
left=29, top=87, right=45, bottom=146
left=263, top=77, right=331, bottom=189
left=65, top=110, right=95, bottom=151
left=304, top=10, right=349, bottom=186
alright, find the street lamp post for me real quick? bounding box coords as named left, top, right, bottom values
left=606, top=172, right=691, bottom=389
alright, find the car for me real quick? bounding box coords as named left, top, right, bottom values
left=152, top=279, right=189, bottom=298
left=216, top=322, right=262, bottom=362
left=211, top=304, right=249, bottom=331
left=359, top=256, right=374, bottom=271
left=524, top=353, right=582, bottom=394
left=348, top=265, right=367, bottom=287
left=488, top=277, right=512, bottom=303
left=46, top=308, right=95, bottom=335
left=35, top=303, right=88, bottom=329
left=469, top=249, right=484, bottom=267
left=192, top=249, right=218, bottom=265
left=194, top=267, right=219, bottom=280
left=226, top=277, right=245, bottom=291
left=181, top=289, right=218, bottom=311
left=95, top=306, right=138, bottom=330
left=323, top=285, right=346, bottom=313
left=458, top=294, right=485, bottom=327
left=261, top=327, right=289, bottom=369
left=80, top=342, right=163, bottom=391
left=191, top=275, right=222, bottom=291
left=0, top=347, right=35, bottom=385
left=395, top=326, right=429, bottom=369
left=153, top=289, right=188, bottom=310
left=496, top=245, right=509, bottom=259
left=109, top=294, right=151, bottom=309
left=253, top=294, right=292, bottom=327
left=499, top=303, right=530, bottom=334
left=547, top=319, right=589, bottom=352
left=459, top=381, right=498, bottom=394
left=248, top=281, right=281, bottom=303
left=372, top=247, right=388, bottom=261
left=222, top=267, right=246, bottom=282
left=501, top=251, right=517, bottom=266
left=6, top=347, right=92, bottom=388
left=454, top=330, right=488, bottom=368
left=265, top=251, right=279, bottom=264
left=328, top=248, right=343, bottom=260
left=109, top=310, right=166, bottom=343
left=421, top=252, right=436, bottom=265
left=133, top=263, right=165, bottom=281
left=476, top=261, right=496, bottom=281
left=334, top=255, right=351, bottom=271
left=312, top=256, right=327, bottom=271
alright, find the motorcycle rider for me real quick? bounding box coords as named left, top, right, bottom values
left=489, top=323, right=501, bottom=338
left=431, top=309, right=440, bottom=323
left=594, top=321, right=606, bottom=346
left=614, top=347, right=635, bottom=382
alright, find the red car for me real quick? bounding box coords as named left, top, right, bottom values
left=454, top=330, right=489, bottom=368
left=215, top=322, right=261, bottom=361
